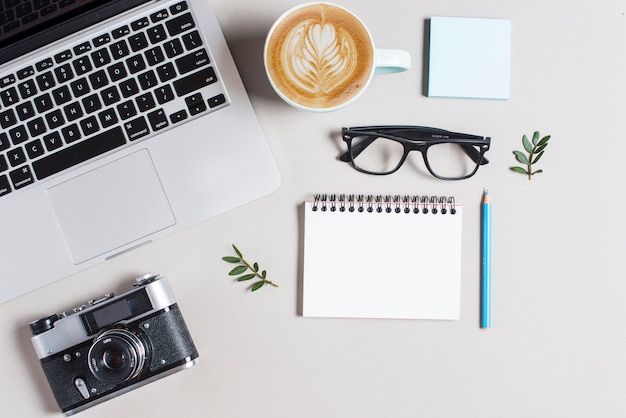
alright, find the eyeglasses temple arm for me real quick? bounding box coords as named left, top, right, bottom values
left=339, top=135, right=378, bottom=162
left=461, top=143, right=489, bottom=165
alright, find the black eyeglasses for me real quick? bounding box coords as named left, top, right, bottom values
left=340, top=126, right=491, bottom=180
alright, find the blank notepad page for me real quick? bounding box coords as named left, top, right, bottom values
left=302, top=195, right=463, bottom=320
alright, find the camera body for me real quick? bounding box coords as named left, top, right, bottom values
left=30, top=274, right=199, bottom=416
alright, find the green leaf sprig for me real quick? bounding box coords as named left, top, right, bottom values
left=511, top=131, right=551, bottom=180
left=222, top=244, right=278, bottom=292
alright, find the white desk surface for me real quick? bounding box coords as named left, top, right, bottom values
left=3, top=1, right=626, bottom=417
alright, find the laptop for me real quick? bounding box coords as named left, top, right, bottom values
left=0, top=0, right=281, bottom=304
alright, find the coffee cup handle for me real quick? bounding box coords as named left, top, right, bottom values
left=374, top=49, right=411, bottom=74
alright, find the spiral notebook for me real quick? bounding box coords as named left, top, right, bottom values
left=302, top=194, right=463, bottom=320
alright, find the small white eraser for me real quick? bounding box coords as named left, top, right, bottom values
left=428, top=16, right=511, bottom=100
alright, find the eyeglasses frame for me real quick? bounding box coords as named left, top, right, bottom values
left=340, top=125, right=491, bottom=180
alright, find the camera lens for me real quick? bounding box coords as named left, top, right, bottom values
left=88, top=327, right=151, bottom=384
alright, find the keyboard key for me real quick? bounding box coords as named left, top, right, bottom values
left=138, top=70, right=158, bottom=90
left=163, top=38, right=184, bottom=58
left=126, top=54, right=146, bottom=74
left=170, top=109, right=187, bottom=124
left=0, top=109, right=17, bottom=129
left=120, top=78, right=139, bottom=98
left=8, top=147, right=27, bottom=166
left=107, top=62, right=127, bottom=82
left=33, top=126, right=126, bottom=180
left=70, top=77, right=90, bottom=97
left=35, top=71, right=56, bottom=91
left=88, top=70, right=109, bottom=90
left=147, top=109, right=168, bottom=131
left=173, top=67, right=217, bottom=97
left=16, top=101, right=35, bottom=121
left=147, top=24, right=167, bottom=44
left=166, top=12, right=195, bottom=37
left=117, top=100, right=137, bottom=120
left=175, top=48, right=209, bottom=74
left=0, top=175, right=10, bottom=196
left=92, top=34, right=111, bottom=47
left=63, top=101, right=83, bottom=121
left=101, top=86, right=121, bottom=105
left=9, top=126, right=28, bottom=145
left=54, top=50, right=73, bottom=63
left=135, top=92, right=156, bottom=112
left=154, top=84, right=174, bottom=104
left=52, top=85, right=72, bottom=105
left=61, top=123, right=81, bottom=143
left=35, top=58, right=54, bottom=72
left=129, top=32, right=149, bottom=52
left=73, top=41, right=91, bottom=55
left=34, top=93, right=54, bottom=113
left=17, top=66, right=35, bottom=80
left=170, top=1, right=188, bottom=15
left=54, top=63, right=74, bottom=83
left=25, top=139, right=45, bottom=159
left=131, top=17, right=150, bottom=31
left=110, top=40, right=130, bottom=59
left=80, top=116, right=100, bottom=136
left=112, top=25, right=130, bottom=39
left=208, top=93, right=227, bottom=108
left=150, top=9, right=169, bottom=23
left=43, top=131, right=63, bottom=152
left=185, top=92, right=206, bottom=115
left=155, top=62, right=176, bottom=82
left=18, top=79, right=38, bottom=99
left=123, top=116, right=150, bottom=141
left=1, top=86, right=19, bottom=106
left=73, top=56, right=92, bottom=75
left=98, top=108, right=118, bottom=128
left=0, top=155, right=7, bottom=171
left=145, top=46, right=165, bottom=66
left=91, top=48, right=112, bottom=68
left=9, top=165, right=34, bottom=190
left=27, top=117, right=46, bottom=137
left=0, top=74, right=16, bottom=88
left=182, top=30, right=202, bottom=50
left=82, top=94, right=102, bottom=114
left=45, top=109, right=65, bottom=129
left=0, top=133, right=9, bottom=151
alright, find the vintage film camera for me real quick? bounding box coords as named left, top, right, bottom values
left=29, top=274, right=199, bottom=416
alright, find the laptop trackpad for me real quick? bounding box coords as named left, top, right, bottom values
left=47, top=149, right=176, bottom=264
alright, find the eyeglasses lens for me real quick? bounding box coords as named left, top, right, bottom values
left=425, top=143, right=481, bottom=179
left=349, top=135, right=404, bottom=174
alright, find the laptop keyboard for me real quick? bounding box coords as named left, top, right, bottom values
left=0, top=0, right=229, bottom=197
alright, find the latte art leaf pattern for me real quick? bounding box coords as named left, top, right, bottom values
left=283, top=20, right=358, bottom=95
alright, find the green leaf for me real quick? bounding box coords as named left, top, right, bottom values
left=537, top=135, right=551, bottom=146
left=251, top=281, right=265, bottom=291
left=535, top=144, right=548, bottom=154
left=532, top=151, right=545, bottom=164
left=237, top=274, right=256, bottom=282
left=229, top=265, right=248, bottom=276
left=532, top=131, right=540, bottom=145
left=531, top=169, right=543, bottom=175
left=232, top=244, right=242, bottom=258
left=261, top=270, right=267, bottom=278
left=222, top=256, right=241, bottom=263
left=253, top=262, right=259, bottom=272
left=510, top=166, right=528, bottom=174
left=513, top=151, right=529, bottom=165
left=522, top=135, right=533, bottom=153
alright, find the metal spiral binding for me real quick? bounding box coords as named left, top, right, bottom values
left=312, top=194, right=457, bottom=214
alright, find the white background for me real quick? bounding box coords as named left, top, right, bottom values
left=2, top=0, right=626, bottom=417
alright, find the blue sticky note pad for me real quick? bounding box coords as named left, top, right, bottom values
left=428, top=16, right=511, bottom=100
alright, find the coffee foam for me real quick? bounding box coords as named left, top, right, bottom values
left=266, top=4, right=374, bottom=109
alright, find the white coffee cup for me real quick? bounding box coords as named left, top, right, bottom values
left=264, top=2, right=411, bottom=112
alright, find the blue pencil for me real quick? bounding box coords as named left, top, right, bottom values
left=481, top=189, right=491, bottom=328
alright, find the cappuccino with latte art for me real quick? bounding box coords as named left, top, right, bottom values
left=265, top=3, right=375, bottom=111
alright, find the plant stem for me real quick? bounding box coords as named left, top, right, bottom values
left=240, top=257, right=279, bottom=288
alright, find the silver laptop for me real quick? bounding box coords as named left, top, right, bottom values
left=0, top=0, right=280, bottom=303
